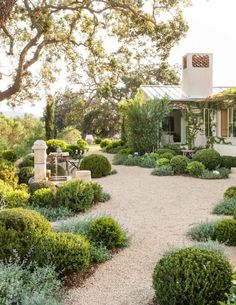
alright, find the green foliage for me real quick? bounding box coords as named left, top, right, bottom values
left=1, top=149, right=18, bottom=162
left=18, top=155, right=34, bottom=168
left=224, top=186, right=236, bottom=199
left=4, top=189, right=30, bottom=208
left=118, top=147, right=134, bottom=155
left=156, top=158, right=170, bottom=166
left=90, top=182, right=103, bottom=203
left=221, top=156, right=236, bottom=169
left=156, top=148, right=176, bottom=155
left=160, top=152, right=174, bottom=160
left=58, top=126, right=81, bottom=145
left=89, top=216, right=128, bottom=249
left=0, top=208, right=52, bottom=261
left=28, top=206, right=74, bottom=222
left=163, top=144, right=182, bottom=155
left=219, top=274, right=236, bottom=305
left=34, top=232, right=91, bottom=274
left=100, top=139, right=112, bottom=148
left=109, top=169, right=117, bottom=175
left=151, top=165, right=174, bottom=176
left=186, top=161, right=205, bottom=177
left=46, top=139, right=67, bottom=153
left=0, top=115, right=44, bottom=150
left=31, top=188, right=55, bottom=207
left=66, top=144, right=82, bottom=158
left=95, top=138, right=102, bottom=144
left=170, top=155, right=189, bottom=174
left=187, top=220, right=218, bottom=242
left=0, top=262, right=63, bottom=305
left=45, top=94, right=56, bottom=140
left=215, top=219, right=236, bottom=246
left=105, top=140, right=124, bottom=153
left=56, top=180, right=94, bottom=212
left=112, top=154, right=129, bottom=165
left=200, top=168, right=230, bottom=179
left=192, top=149, right=221, bottom=170
left=81, top=101, right=121, bottom=138
left=98, top=192, right=111, bottom=202
left=213, top=198, right=236, bottom=215
left=80, top=154, right=111, bottom=178
left=152, top=247, right=232, bottom=305
left=0, top=159, right=18, bottom=187
left=139, top=156, right=156, bottom=168
left=18, top=166, right=34, bottom=184
left=123, top=155, right=141, bottom=166
left=77, top=139, right=89, bottom=152
left=28, top=180, right=56, bottom=195
left=123, top=95, right=171, bottom=154
left=90, top=244, right=112, bottom=263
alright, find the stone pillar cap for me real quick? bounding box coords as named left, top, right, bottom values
left=32, top=140, right=47, bottom=150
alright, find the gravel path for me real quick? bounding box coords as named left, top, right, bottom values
left=62, top=153, right=236, bottom=305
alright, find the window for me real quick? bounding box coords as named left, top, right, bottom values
left=204, top=109, right=214, bottom=137
left=220, top=108, right=236, bottom=138
left=192, top=54, right=209, bottom=68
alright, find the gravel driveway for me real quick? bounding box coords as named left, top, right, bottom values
left=62, top=153, right=236, bottom=305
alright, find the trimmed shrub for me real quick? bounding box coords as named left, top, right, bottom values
left=66, top=144, right=82, bottom=158
left=170, top=155, right=189, bottom=174
left=113, top=154, right=128, bottom=165
left=77, top=139, right=89, bottom=152
left=2, top=149, right=18, bottom=162
left=221, top=155, right=236, bottom=169
left=0, top=208, right=52, bottom=261
left=160, top=152, right=174, bottom=160
left=46, top=139, right=67, bottom=154
left=192, top=149, right=221, bottom=170
left=187, top=220, right=218, bottom=242
left=163, top=144, right=182, bottom=155
left=151, top=165, right=174, bottom=176
left=0, top=262, right=63, bottom=305
left=156, top=158, right=170, bottom=166
left=213, top=197, right=236, bottom=215
left=18, top=166, right=34, bottom=184
left=201, top=168, right=230, bottom=179
left=215, top=219, right=236, bottom=246
left=29, top=180, right=56, bottom=194
left=34, top=232, right=91, bottom=274
left=89, top=216, right=128, bottom=249
left=100, top=139, right=111, bottom=148
left=56, top=180, right=94, bottom=212
left=95, top=138, right=102, bottom=144
left=224, top=186, right=236, bottom=199
left=28, top=206, right=73, bottom=222
left=5, top=189, right=30, bottom=208
left=156, top=148, right=176, bottom=155
left=105, top=140, right=124, bottom=153
left=117, top=148, right=133, bottom=155
left=31, top=188, right=55, bottom=207
left=90, top=244, right=112, bottom=263
left=80, top=154, right=111, bottom=178
left=186, top=161, right=205, bottom=177
left=0, top=159, right=18, bottom=187
left=98, top=192, right=111, bottom=202
left=140, top=156, right=156, bottom=168
left=123, top=156, right=141, bottom=166
left=152, top=247, right=232, bottom=305
left=90, top=182, right=103, bottom=203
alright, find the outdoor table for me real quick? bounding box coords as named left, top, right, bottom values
left=181, top=149, right=194, bottom=158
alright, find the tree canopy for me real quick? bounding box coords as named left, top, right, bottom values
left=0, top=0, right=189, bottom=104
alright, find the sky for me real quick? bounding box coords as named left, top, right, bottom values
left=1, top=0, right=236, bottom=116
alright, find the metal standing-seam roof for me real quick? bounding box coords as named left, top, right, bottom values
left=140, top=85, right=234, bottom=101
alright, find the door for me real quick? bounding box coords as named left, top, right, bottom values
left=221, top=109, right=228, bottom=137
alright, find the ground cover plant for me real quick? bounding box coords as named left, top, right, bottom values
left=152, top=247, right=232, bottom=305
left=213, top=197, right=236, bottom=215
left=0, top=262, right=63, bottom=305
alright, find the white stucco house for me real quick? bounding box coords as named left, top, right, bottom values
left=140, top=53, right=236, bottom=155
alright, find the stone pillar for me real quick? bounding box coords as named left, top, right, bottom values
left=32, top=140, right=47, bottom=182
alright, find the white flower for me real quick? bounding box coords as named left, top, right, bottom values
left=213, top=170, right=220, bottom=175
